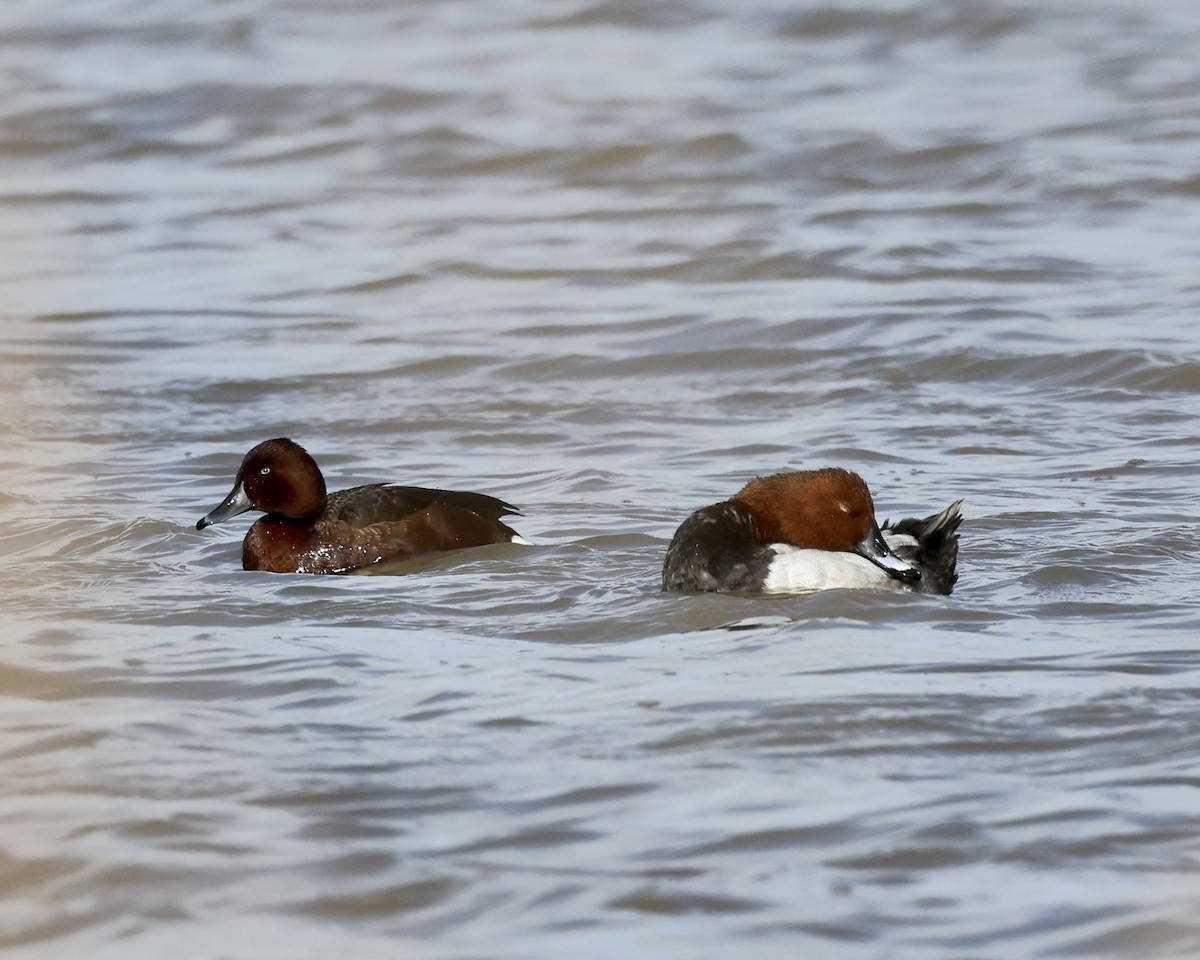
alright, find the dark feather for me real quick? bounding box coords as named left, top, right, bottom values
left=327, top=484, right=520, bottom=528
left=883, top=500, right=962, bottom=596
left=662, top=501, right=773, bottom=593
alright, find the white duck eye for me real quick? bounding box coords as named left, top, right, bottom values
left=260, top=466, right=271, bottom=476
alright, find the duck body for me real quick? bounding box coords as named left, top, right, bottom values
left=197, top=439, right=523, bottom=574
left=662, top=467, right=961, bottom=596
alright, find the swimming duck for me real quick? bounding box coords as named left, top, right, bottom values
left=196, top=438, right=525, bottom=574
left=662, top=467, right=961, bottom=594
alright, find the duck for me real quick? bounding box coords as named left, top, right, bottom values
left=196, top=438, right=525, bottom=574
left=662, top=467, right=961, bottom=595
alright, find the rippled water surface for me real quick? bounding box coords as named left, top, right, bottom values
left=5, top=0, right=1200, bottom=957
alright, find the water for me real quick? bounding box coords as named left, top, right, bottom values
left=3, top=0, right=1200, bottom=956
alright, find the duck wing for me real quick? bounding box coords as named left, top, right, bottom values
left=328, top=484, right=520, bottom=528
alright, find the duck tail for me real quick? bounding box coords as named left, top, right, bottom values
left=886, top=500, right=963, bottom=595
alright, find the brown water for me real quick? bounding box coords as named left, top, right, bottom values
left=4, top=1, right=1200, bottom=957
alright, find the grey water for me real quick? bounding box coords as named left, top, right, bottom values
left=3, top=0, right=1200, bottom=957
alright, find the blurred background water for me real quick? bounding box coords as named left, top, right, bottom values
left=3, top=0, right=1200, bottom=957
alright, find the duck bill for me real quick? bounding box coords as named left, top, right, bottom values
left=854, top=516, right=921, bottom=584
left=196, top=482, right=254, bottom=530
